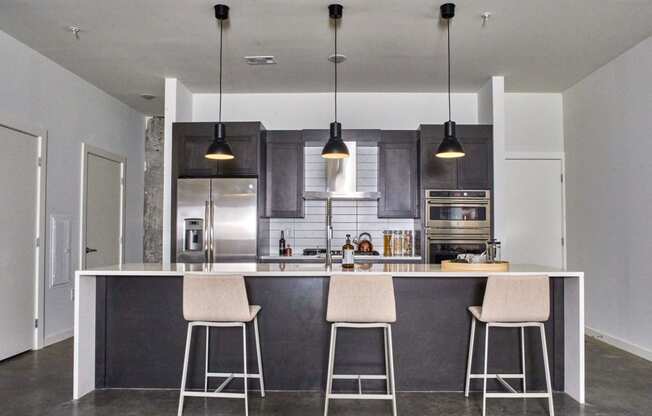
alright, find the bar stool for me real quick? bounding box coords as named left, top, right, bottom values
left=464, top=275, right=554, bottom=416
left=177, top=273, right=265, bottom=416
left=324, top=274, right=398, bottom=416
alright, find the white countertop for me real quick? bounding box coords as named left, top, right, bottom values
left=76, top=262, right=583, bottom=278
left=259, top=255, right=423, bottom=261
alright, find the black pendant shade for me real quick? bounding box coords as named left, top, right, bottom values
left=206, top=122, right=234, bottom=160
left=206, top=4, right=235, bottom=160
left=435, top=3, right=465, bottom=159
left=436, top=121, right=464, bottom=158
left=321, top=122, right=349, bottom=159
left=321, top=4, right=350, bottom=159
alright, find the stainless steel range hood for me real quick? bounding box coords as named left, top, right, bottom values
left=303, top=142, right=381, bottom=201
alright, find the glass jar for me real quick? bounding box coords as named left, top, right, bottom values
left=404, top=231, right=412, bottom=256
left=383, top=230, right=392, bottom=257
left=395, top=231, right=404, bottom=256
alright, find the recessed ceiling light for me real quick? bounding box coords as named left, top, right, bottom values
left=140, top=94, right=156, bottom=100
left=328, top=54, right=346, bottom=63
left=243, top=56, right=277, bottom=65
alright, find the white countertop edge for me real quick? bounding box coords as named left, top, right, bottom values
left=75, top=263, right=583, bottom=278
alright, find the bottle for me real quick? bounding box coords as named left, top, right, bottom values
left=279, top=230, right=286, bottom=256
left=342, top=234, right=355, bottom=269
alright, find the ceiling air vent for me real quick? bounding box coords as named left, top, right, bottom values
left=243, top=56, right=277, bottom=65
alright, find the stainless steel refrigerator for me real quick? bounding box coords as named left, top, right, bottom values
left=175, top=178, right=257, bottom=263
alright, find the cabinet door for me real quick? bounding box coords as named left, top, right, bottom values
left=378, top=131, right=419, bottom=218
left=218, top=135, right=259, bottom=176
left=265, top=131, right=304, bottom=218
left=218, top=122, right=261, bottom=177
left=419, top=125, right=457, bottom=189
left=173, top=123, right=219, bottom=177
left=457, top=126, right=493, bottom=190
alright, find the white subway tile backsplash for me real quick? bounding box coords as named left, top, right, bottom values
left=265, top=145, right=413, bottom=253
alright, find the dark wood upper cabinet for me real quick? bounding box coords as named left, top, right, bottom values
left=378, top=131, right=419, bottom=218
left=172, top=122, right=263, bottom=178
left=265, top=131, right=304, bottom=218
left=173, top=123, right=218, bottom=177
left=419, top=124, right=493, bottom=191
left=457, top=126, right=493, bottom=190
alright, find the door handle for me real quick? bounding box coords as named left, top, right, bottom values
left=85, top=247, right=98, bottom=254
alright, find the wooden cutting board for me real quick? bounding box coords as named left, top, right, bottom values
left=441, top=260, right=510, bottom=272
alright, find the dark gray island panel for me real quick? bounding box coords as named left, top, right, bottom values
left=94, top=275, right=564, bottom=393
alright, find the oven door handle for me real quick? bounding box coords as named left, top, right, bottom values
left=426, top=200, right=489, bottom=207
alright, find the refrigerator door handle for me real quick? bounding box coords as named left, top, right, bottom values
left=204, top=200, right=210, bottom=262
left=210, top=201, right=216, bottom=262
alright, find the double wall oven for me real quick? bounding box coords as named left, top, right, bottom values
left=424, top=190, right=491, bottom=264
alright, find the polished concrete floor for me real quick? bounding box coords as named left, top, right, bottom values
left=1, top=337, right=650, bottom=416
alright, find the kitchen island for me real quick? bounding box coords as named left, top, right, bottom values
left=74, top=263, right=584, bottom=404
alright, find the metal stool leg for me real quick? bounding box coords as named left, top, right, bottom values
left=384, top=326, right=390, bottom=394
left=387, top=325, right=398, bottom=416
left=482, top=324, right=490, bottom=416
left=242, top=323, right=248, bottom=416
left=178, top=323, right=193, bottom=416
left=204, top=326, right=210, bottom=392
left=324, top=324, right=337, bottom=416
left=464, top=317, right=476, bottom=397
left=539, top=324, right=555, bottom=416
left=253, top=316, right=265, bottom=398
left=520, top=326, right=527, bottom=394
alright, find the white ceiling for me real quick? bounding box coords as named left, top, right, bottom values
left=1, top=0, right=652, bottom=115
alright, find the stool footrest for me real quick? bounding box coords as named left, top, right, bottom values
left=206, top=372, right=262, bottom=379
left=485, top=392, right=551, bottom=399
left=332, top=374, right=388, bottom=380
left=469, top=373, right=525, bottom=379
left=327, top=393, right=394, bottom=400
left=181, top=391, right=246, bottom=399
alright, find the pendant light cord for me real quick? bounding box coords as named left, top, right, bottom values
left=447, top=18, right=451, bottom=122
left=218, top=18, right=223, bottom=124
left=334, top=17, right=338, bottom=124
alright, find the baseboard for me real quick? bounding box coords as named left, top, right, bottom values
left=586, top=326, right=652, bottom=362
left=43, top=328, right=73, bottom=348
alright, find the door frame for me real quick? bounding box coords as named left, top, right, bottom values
left=505, top=152, right=567, bottom=268
left=0, top=112, right=48, bottom=350
left=79, top=143, right=126, bottom=270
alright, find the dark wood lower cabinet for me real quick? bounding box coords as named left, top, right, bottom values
left=265, top=131, right=304, bottom=218
left=378, top=131, right=419, bottom=218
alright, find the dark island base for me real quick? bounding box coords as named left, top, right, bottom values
left=95, top=276, right=564, bottom=392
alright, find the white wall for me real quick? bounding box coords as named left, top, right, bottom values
left=564, top=35, right=652, bottom=359
left=0, top=30, right=145, bottom=344
left=192, top=92, right=478, bottom=127
left=505, top=93, right=564, bottom=153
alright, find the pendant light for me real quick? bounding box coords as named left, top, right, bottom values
left=321, top=4, right=350, bottom=159
left=206, top=4, right=235, bottom=160
left=435, top=3, right=465, bottom=159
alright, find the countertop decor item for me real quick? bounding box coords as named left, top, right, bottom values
left=435, top=3, right=465, bottom=159
left=205, top=4, right=235, bottom=160
left=321, top=4, right=349, bottom=160
left=441, top=260, right=510, bottom=272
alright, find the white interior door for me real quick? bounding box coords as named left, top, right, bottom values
left=0, top=126, right=39, bottom=360
left=84, top=152, right=122, bottom=269
left=503, top=159, right=564, bottom=268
